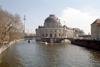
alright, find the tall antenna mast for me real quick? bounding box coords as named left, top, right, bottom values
left=24, top=6, right=26, bottom=33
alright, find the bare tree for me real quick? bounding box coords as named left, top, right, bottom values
left=0, top=6, right=24, bottom=44
left=9, top=14, right=24, bottom=41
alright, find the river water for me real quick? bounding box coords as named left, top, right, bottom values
left=0, top=40, right=100, bottom=67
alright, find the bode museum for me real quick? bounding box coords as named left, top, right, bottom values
left=36, top=15, right=84, bottom=43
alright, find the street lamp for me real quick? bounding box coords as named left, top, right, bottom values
left=73, top=28, right=74, bottom=39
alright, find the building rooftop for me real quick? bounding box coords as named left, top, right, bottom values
left=92, top=19, right=100, bottom=24
left=44, top=15, right=60, bottom=23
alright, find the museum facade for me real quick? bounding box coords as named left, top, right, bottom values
left=36, top=15, right=74, bottom=42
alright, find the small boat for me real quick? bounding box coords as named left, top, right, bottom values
left=37, top=41, right=48, bottom=45
left=28, top=40, right=30, bottom=43
left=45, top=42, right=48, bottom=45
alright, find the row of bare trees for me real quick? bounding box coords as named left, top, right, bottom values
left=0, top=6, right=24, bottom=44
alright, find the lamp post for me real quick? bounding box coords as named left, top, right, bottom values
left=97, top=26, right=98, bottom=40
left=73, top=28, right=74, bottom=39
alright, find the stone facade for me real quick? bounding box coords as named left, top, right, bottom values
left=36, top=15, right=74, bottom=41
left=73, top=28, right=84, bottom=37
left=91, top=19, right=100, bottom=39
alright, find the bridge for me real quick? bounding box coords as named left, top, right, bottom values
left=24, top=36, right=36, bottom=40
left=24, top=36, right=73, bottom=43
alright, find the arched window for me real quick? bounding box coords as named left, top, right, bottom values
left=43, top=34, right=44, bottom=37
left=46, top=34, right=48, bottom=37
left=55, top=34, right=56, bottom=38
left=50, top=34, right=52, bottom=38
left=59, top=34, right=60, bottom=36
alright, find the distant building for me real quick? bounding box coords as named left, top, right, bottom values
left=73, top=28, right=85, bottom=37
left=91, top=19, right=100, bottom=39
left=36, top=15, right=74, bottom=41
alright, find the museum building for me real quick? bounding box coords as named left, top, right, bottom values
left=36, top=15, right=74, bottom=42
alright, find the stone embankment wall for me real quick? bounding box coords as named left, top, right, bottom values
left=0, top=39, right=22, bottom=55
left=71, top=39, right=100, bottom=50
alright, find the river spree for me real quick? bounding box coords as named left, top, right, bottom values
left=0, top=40, right=100, bottom=67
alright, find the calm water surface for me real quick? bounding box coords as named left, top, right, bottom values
left=0, top=40, right=100, bottom=67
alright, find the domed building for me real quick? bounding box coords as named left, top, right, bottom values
left=36, top=15, right=74, bottom=43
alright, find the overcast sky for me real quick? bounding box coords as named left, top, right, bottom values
left=1, top=0, right=100, bottom=34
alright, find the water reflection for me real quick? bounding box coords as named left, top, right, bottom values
left=0, top=43, right=24, bottom=67
left=85, top=49, right=100, bottom=67
left=0, top=40, right=100, bottom=67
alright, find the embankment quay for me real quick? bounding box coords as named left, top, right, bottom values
left=72, top=39, right=100, bottom=50
left=0, top=39, right=100, bottom=67
left=0, top=40, right=22, bottom=55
